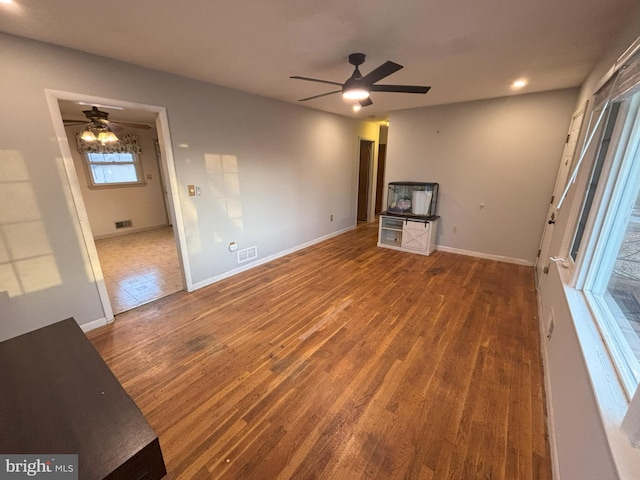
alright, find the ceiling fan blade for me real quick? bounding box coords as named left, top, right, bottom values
left=362, top=61, right=403, bottom=85
left=359, top=97, right=373, bottom=107
left=290, top=76, right=343, bottom=87
left=99, top=119, right=123, bottom=132
left=298, top=90, right=342, bottom=102
left=62, top=119, right=86, bottom=125
left=111, top=121, right=152, bottom=130
left=370, top=84, right=431, bottom=94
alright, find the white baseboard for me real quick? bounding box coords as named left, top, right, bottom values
left=435, top=245, right=534, bottom=266
left=191, top=226, right=356, bottom=291
left=93, top=223, right=171, bottom=240
left=79, top=316, right=111, bottom=333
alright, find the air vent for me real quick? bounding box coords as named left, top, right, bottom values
left=115, top=219, right=133, bottom=229
left=237, top=246, right=258, bottom=264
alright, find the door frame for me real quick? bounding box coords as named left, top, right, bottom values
left=45, top=90, right=192, bottom=323
left=535, top=103, right=587, bottom=285
left=375, top=143, right=387, bottom=214
left=357, top=137, right=376, bottom=222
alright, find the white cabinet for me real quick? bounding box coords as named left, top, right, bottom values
left=378, top=215, right=438, bottom=255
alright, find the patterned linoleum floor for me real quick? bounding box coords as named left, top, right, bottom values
left=95, top=226, right=182, bottom=314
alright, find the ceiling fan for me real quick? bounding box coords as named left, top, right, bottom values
left=290, top=53, right=431, bottom=107
left=63, top=106, right=152, bottom=131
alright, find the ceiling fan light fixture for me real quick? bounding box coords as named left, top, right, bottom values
left=342, top=74, right=370, bottom=101
left=97, top=130, right=118, bottom=145
left=342, top=88, right=370, bottom=101
left=81, top=129, right=97, bottom=142
left=105, top=131, right=119, bottom=143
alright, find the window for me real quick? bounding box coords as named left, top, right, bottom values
left=574, top=92, right=640, bottom=397
left=570, top=103, right=621, bottom=261
left=85, top=152, right=143, bottom=187
left=553, top=39, right=640, bottom=462
left=75, top=133, right=145, bottom=188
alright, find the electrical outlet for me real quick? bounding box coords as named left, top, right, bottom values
left=330, top=214, right=334, bottom=221
left=452, top=225, right=458, bottom=233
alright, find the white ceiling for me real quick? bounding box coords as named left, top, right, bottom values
left=0, top=0, right=637, bottom=120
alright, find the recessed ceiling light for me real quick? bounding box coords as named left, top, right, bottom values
left=512, top=79, right=527, bottom=89
left=0, top=0, right=13, bottom=4
left=352, top=104, right=362, bottom=112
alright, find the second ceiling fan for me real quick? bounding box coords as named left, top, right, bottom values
left=290, top=53, right=430, bottom=107
left=63, top=106, right=152, bottom=131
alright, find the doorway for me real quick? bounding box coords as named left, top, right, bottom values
left=47, top=91, right=190, bottom=323
left=357, top=139, right=374, bottom=222
left=58, top=100, right=184, bottom=314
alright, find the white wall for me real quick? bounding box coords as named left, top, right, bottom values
left=0, top=33, right=374, bottom=340
left=386, top=89, right=578, bottom=265
left=65, top=124, right=169, bottom=238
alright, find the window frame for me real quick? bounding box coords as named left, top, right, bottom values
left=545, top=38, right=640, bottom=469
left=569, top=93, right=640, bottom=398
left=569, top=103, right=621, bottom=264
left=83, top=151, right=146, bottom=189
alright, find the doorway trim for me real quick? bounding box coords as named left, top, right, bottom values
left=45, top=90, right=192, bottom=324
left=535, top=102, right=587, bottom=286
left=357, top=136, right=376, bottom=222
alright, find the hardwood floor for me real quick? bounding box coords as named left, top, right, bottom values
left=87, top=222, right=551, bottom=480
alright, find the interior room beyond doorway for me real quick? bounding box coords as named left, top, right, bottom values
left=95, top=227, right=182, bottom=314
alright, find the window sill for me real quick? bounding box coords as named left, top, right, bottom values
left=556, top=262, right=640, bottom=478
left=87, top=181, right=147, bottom=190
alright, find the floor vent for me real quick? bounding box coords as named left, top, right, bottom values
left=237, top=246, right=258, bottom=264
left=115, top=219, right=133, bottom=229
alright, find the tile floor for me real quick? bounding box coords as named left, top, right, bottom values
left=95, top=226, right=182, bottom=314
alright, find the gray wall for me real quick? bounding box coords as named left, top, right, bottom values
left=386, top=89, right=578, bottom=264
left=0, top=33, right=371, bottom=340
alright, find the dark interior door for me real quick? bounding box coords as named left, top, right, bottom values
left=357, top=140, right=372, bottom=221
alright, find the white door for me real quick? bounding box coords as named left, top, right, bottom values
left=535, top=105, right=587, bottom=286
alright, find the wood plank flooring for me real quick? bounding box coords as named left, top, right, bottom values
left=87, top=222, right=551, bottom=480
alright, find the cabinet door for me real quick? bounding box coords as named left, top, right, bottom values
left=401, top=221, right=430, bottom=250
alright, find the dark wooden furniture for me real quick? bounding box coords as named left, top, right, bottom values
left=0, top=318, right=166, bottom=480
